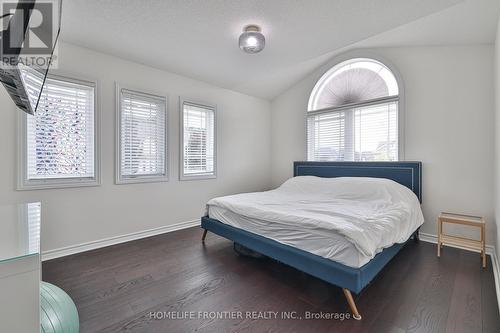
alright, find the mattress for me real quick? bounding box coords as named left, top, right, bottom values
left=206, top=176, right=424, bottom=268
left=208, top=204, right=372, bottom=268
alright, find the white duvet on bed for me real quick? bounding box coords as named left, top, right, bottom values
left=207, top=176, right=424, bottom=259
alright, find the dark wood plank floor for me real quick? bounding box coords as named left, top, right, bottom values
left=42, top=227, right=500, bottom=333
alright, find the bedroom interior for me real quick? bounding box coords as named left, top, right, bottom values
left=1, top=0, right=500, bottom=332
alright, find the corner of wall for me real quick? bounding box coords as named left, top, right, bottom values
left=492, top=13, right=500, bottom=312
left=495, top=13, right=500, bottom=264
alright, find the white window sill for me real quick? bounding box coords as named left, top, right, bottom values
left=179, top=173, right=217, bottom=181
left=17, top=178, right=100, bottom=191
left=115, top=175, right=169, bottom=185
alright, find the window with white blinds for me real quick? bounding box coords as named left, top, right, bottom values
left=20, top=75, right=98, bottom=189
left=307, top=58, right=401, bottom=162
left=118, top=88, right=167, bottom=183
left=307, top=101, right=398, bottom=161
left=180, top=100, right=216, bottom=179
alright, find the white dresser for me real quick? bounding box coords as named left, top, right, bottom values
left=0, top=202, right=41, bottom=333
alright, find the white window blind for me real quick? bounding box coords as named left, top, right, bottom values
left=25, top=76, right=96, bottom=182
left=119, top=89, right=167, bottom=182
left=181, top=101, right=216, bottom=179
left=307, top=111, right=346, bottom=161
left=307, top=101, right=398, bottom=161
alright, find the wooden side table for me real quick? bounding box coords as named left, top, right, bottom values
left=437, top=212, right=486, bottom=268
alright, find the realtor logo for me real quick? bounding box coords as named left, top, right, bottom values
left=0, top=0, right=59, bottom=68
left=2, top=1, right=53, bottom=55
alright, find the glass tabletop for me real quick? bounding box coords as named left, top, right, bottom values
left=0, top=202, right=41, bottom=263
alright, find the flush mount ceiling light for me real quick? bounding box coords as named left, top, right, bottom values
left=239, top=25, right=265, bottom=54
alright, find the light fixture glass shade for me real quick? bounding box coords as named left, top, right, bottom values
left=239, top=25, right=265, bottom=53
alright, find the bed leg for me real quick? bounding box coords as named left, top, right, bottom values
left=202, top=229, right=208, bottom=242
left=342, top=288, right=362, bottom=320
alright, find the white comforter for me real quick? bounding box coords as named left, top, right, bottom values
left=207, top=176, right=424, bottom=258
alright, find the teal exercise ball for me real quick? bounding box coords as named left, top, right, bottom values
left=40, top=282, right=79, bottom=333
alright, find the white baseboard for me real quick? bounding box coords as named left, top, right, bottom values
left=41, top=219, right=200, bottom=261
left=491, top=250, right=500, bottom=315
left=419, top=231, right=500, bottom=313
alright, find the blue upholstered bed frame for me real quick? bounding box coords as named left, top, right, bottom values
left=201, top=161, right=422, bottom=318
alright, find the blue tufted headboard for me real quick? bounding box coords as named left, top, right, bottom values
left=293, top=161, right=422, bottom=203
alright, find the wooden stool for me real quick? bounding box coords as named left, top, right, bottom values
left=437, top=212, right=486, bottom=268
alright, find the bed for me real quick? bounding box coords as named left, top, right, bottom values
left=200, top=161, right=423, bottom=320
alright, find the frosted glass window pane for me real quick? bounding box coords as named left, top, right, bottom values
left=26, top=77, right=95, bottom=180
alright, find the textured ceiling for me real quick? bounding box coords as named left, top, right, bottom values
left=59, top=0, right=495, bottom=100
left=355, top=0, right=500, bottom=48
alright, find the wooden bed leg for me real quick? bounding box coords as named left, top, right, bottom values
left=202, top=229, right=208, bottom=242
left=343, top=288, right=362, bottom=320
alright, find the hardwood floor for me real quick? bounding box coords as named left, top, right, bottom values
left=42, top=227, right=500, bottom=333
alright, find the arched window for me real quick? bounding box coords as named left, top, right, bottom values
left=307, top=58, right=400, bottom=161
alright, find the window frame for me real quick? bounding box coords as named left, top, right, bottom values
left=115, top=83, right=169, bottom=185
left=17, top=74, right=101, bottom=190
left=179, top=98, right=217, bottom=181
left=306, top=54, right=405, bottom=162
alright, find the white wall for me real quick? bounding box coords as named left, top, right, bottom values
left=271, top=45, right=495, bottom=244
left=0, top=42, right=272, bottom=253
left=494, top=17, right=500, bottom=258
